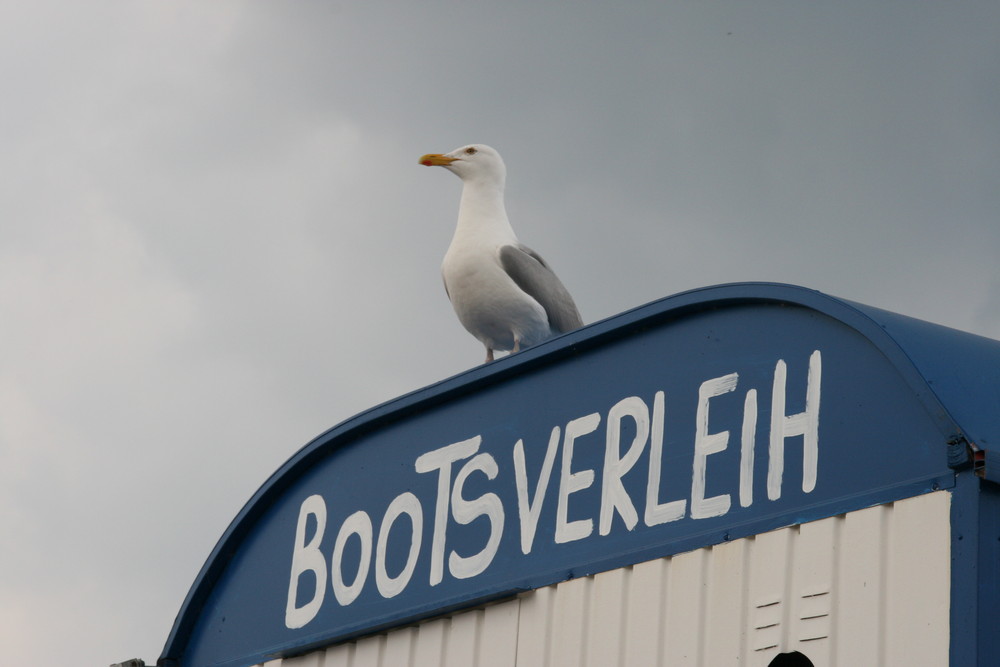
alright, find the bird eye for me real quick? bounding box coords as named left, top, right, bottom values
left=465, top=147, right=477, bottom=155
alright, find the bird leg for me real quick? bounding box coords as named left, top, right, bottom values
left=484, top=339, right=520, bottom=363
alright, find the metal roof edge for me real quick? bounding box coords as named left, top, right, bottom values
left=158, top=281, right=990, bottom=666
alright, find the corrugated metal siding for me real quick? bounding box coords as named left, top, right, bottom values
left=260, top=491, right=950, bottom=667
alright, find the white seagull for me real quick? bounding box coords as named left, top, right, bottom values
left=419, top=144, right=583, bottom=363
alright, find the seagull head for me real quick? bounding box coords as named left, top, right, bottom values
left=419, top=144, right=506, bottom=187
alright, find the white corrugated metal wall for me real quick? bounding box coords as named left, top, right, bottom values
left=261, top=490, right=950, bottom=667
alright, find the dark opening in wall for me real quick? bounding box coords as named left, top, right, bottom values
left=768, top=651, right=815, bottom=667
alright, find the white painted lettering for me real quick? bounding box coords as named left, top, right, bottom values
left=513, top=427, right=561, bottom=554
left=374, top=492, right=423, bottom=598
left=600, top=396, right=649, bottom=535
left=645, top=390, right=686, bottom=525
left=768, top=350, right=822, bottom=500
left=740, top=389, right=757, bottom=508
left=555, top=413, right=601, bottom=543
left=691, top=374, right=738, bottom=519
left=285, top=494, right=328, bottom=629
left=449, top=453, right=505, bottom=579
left=330, top=510, right=372, bottom=606
left=414, top=437, right=481, bottom=585
left=280, top=349, right=825, bottom=628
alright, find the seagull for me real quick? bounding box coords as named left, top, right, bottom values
left=419, top=144, right=583, bottom=363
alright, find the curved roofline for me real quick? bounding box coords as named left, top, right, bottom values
left=160, top=281, right=981, bottom=665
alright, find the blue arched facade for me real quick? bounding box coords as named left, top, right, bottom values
left=159, top=283, right=1000, bottom=667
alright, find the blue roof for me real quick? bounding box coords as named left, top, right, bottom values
left=576, top=282, right=1000, bottom=450
left=503, top=282, right=1000, bottom=457
left=836, top=295, right=1000, bottom=449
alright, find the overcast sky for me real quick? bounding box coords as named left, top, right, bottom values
left=2, top=2, right=998, bottom=665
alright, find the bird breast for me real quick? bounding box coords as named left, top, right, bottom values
left=442, top=242, right=551, bottom=351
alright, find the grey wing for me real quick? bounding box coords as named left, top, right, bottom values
left=499, top=244, right=584, bottom=333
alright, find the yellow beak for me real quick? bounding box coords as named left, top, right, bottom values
left=419, top=153, right=458, bottom=167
